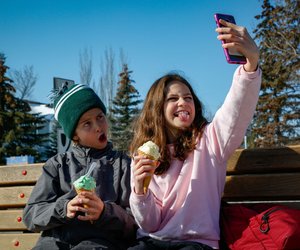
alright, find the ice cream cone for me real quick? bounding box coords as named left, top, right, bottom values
left=73, top=174, right=96, bottom=223
left=142, top=173, right=154, bottom=194
left=75, top=188, right=96, bottom=223
left=137, top=141, right=160, bottom=194
left=138, top=151, right=157, bottom=194
left=75, top=188, right=95, bottom=208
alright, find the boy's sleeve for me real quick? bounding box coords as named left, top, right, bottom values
left=94, top=153, right=137, bottom=241
left=22, top=160, right=73, bottom=232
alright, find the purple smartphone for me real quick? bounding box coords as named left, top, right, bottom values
left=214, top=13, right=247, bottom=64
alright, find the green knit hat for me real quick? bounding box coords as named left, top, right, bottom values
left=53, top=84, right=106, bottom=139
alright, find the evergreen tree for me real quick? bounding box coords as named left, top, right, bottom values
left=0, top=53, right=15, bottom=164
left=251, top=0, right=300, bottom=147
left=109, top=64, right=142, bottom=152
left=0, top=53, right=47, bottom=164
left=12, top=110, right=48, bottom=163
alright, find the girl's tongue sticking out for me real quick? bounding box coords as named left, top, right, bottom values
left=178, top=111, right=189, bottom=122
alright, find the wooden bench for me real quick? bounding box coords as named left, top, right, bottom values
left=0, top=163, right=43, bottom=250
left=223, top=145, right=300, bottom=208
left=0, top=145, right=299, bottom=249
left=220, top=145, right=300, bottom=249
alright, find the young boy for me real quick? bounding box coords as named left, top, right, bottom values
left=23, top=84, right=137, bottom=249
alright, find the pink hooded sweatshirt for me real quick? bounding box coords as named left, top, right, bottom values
left=130, top=66, right=262, bottom=249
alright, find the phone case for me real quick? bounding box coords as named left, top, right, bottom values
left=214, top=13, right=247, bottom=64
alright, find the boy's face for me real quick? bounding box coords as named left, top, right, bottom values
left=73, top=108, right=108, bottom=150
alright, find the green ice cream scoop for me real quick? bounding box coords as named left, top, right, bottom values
left=73, top=175, right=96, bottom=191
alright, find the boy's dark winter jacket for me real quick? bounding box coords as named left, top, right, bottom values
left=23, top=142, right=137, bottom=249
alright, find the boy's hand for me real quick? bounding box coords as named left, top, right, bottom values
left=67, top=196, right=87, bottom=219
left=67, top=192, right=104, bottom=221
left=76, top=191, right=104, bottom=221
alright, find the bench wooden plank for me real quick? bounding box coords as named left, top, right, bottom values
left=0, top=209, right=27, bottom=230
left=223, top=172, right=300, bottom=200
left=0, top=186, right=34, bottom=208
left=227, top=145, right=300, bottom=174
left=0, top=233, right=40, bottom=250
left=0, top=163, right=43, bottom=185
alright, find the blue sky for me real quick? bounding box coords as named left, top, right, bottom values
left=1, top=0, right=262, bottom=117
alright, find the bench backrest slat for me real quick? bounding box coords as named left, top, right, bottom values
left=224, top=145, right=300, bottom=204
left=0, top=233, right=40, bottom=250
left=0, top=209, right=27, bottom=230
left=0, top=186, right=33, bottom=208
left=0, top=163, right=43, bottom=185
left=224, top=173, right=300, bottom=200
left=227, top=145, right=300, bottom=174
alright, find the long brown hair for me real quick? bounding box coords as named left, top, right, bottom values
left=130, top=73, right=208, bottom=175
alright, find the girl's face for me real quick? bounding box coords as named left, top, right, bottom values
left=73, top=108, right=108, bottom=150
left=163, top=81, right=195, bottom=141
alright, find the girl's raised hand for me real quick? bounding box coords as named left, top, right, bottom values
left=216, top=19, right=259, bottom=72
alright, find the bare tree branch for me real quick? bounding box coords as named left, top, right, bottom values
left=79, top=47, right=93, bottom=86
left=10, top=65, right=37, bottom=100
left=98, top=47, right=117, bottom=111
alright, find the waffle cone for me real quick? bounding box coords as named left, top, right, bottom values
left=75, top=188, right=95, bottom=194
left=137, top=150, right=156, bottom=160
left=138, top=150, right=157, bottom=194
left=75, top=188, right=95, bottom=208
left=75, top=188, right=95, bottom=223
left=143, top=175, right=153, bottom=194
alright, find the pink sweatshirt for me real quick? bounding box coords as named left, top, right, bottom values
left=130, top=66, right=262, bottom=249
